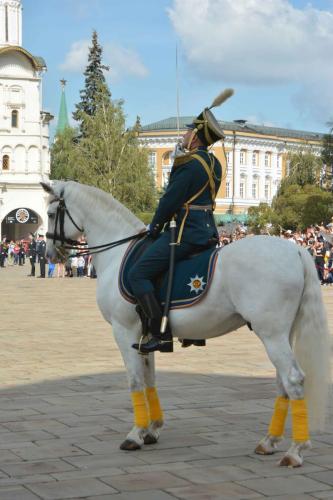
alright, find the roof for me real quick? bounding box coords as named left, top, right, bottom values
left=0, top=46, right=46, bottom=70
left=141, top=116, right=323, bottom=142
left=56, top=88, right=69, bottom=133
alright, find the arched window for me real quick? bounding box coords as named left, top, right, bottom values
left=2, top=155, right=10, bottom=171
left=11, top=110, right=19, bottom=128
left=162, top=151, right=172, bottom=166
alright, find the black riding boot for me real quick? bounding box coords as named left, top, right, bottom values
left=132, top=292, right=173, bottom=353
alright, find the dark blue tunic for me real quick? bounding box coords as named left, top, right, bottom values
left=129, top=147, right=222, bottom=296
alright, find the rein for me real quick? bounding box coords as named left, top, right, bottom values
left=46, top=196, right=148, bottom=257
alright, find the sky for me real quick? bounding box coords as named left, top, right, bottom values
left=22, top=0, right=333, bottom=135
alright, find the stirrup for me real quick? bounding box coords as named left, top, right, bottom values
left=132, top=335, right=173, bottom=354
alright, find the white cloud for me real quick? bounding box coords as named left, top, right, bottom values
left=60, top=40, right=90, bottom=73
left=168, top=0, right=333, bottom=124
left=104, top=44, right=149, bottom=82
left=60, top=41, right=148, bottom=82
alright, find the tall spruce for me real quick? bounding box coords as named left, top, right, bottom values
left=321, top=126, right=333, bottom=190
left=73, top=30, right=110, bottom=132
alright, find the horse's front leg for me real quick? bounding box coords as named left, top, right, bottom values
left=112, top=321, right=150, bottom=450
left=143, top=353, right=164, bottom=445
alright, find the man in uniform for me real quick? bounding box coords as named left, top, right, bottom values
left=129, top=90, right=233, bottom=354
left=28, top=233, right=36, bottom=277
left=37, top=234, right=46, bottom=278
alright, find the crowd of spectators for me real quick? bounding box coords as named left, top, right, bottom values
left=0, top=235, right=97, bottom=279
left=218, top=222, right=333, bottom=285
left=2, top=223, right=333, bottom=286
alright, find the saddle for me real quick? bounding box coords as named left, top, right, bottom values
left=119, top=236, right=220, bottom=309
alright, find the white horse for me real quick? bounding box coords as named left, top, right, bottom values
left=42, top=180, right=331, bottom=467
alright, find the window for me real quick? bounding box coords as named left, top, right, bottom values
left=5, top=5, right=9, bottom=42
left=240, top=181, right=245, bottom=199
left=252, top=151, right=258, bottom=167
left=11, top=110, right=18, bottom=128
left=162, top=168, right=171, bottom=188
left=265, top=181, right=271, bottom=199
left=226, top=181, right=230, bottom=198
left=148, top=151, right=156, bottom=168
left=265, top=152, right=271, bottom=167
left=2, top=155, right=10, bottom=171
left=277, top=155, right=281, bottom=168
left=252, top=179, right=258, bottom=199
left=240, top=150, right=246, bottom=165
left=162, top=151, right=172, bottom=165
left=226, top=151, right=232, bottom=165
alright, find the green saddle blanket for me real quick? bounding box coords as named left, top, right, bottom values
left=119, top=236, right=220, bottom=310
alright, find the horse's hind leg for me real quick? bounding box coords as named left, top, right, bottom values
left=255, top=335, right=311, bottom=467
left=143, top=353, right=164, bottom=445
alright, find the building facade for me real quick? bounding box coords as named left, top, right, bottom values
left=140, top=117, right=323, bottom=221
left=0, top=0, right=53, bottom=241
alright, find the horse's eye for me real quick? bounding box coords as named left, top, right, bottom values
left=48, top=213, right=55, bottom=219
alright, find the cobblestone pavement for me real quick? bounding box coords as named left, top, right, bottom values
left=0, top=264, right=332, bottom=500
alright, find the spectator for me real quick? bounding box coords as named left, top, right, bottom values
left=77, top=255, right=85, bottom=277
left=28, top=233, right=36, bottom=277
left=48, top=260, right=55, bottom=278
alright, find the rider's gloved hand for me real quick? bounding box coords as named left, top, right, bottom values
left=147, top=223, right=161, bottom=239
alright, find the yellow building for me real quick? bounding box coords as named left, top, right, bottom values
left=140, top=117, right=323, bottom=222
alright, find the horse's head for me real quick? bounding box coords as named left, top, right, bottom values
left=41, top=181, right=84, bottom=262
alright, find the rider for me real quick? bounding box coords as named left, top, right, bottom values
left=129, top=94, right=230, bottom=354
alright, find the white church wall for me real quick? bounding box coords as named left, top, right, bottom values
left=14, top=144, right=25, bottom=171
left=0, top=0, right=52, bottom=241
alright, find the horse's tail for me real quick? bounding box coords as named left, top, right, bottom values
left=292, top=247, right=331, bottom=431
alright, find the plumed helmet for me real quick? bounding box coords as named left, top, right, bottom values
left=187, top=88, right=234, bottom=146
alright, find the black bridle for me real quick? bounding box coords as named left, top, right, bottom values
left=46, top=196, right=148, bottom=257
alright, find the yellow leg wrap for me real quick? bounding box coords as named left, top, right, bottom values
left=145, top=387, right=163, bottom=422
left=131, top=391, right=150, bottom=428
left=268, top=396, right=289, bottom=437
left=291, top=399, right=310, bottom=442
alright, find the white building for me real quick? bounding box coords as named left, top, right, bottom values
left=140, top=117, right=323, bottom=221
left=0, top=0, right=53, bottom=241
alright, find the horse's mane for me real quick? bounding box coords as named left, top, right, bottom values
left=54, top=181, right=144, bottom=231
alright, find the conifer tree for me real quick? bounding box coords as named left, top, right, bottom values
left=50, top=127, right=80, bottom=181
left=73, top=30, right=110, bottom=131
left=321, top=126, right=333, bottom=189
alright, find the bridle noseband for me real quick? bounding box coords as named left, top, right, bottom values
left=46, top=196, right=84, bottom=247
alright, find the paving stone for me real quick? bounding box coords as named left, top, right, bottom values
left=85, top=491, right=177, bottom=500
left=307, top=470, right=333, bottom=486
left=0, top=486, right=40, bottom=500
left=28, top=478, right=117, bottom=499
left=167, top=482, right=263, bottom=499
left=1, top=264, right=333, bottom=500
left=172, top=464, right=259, bottom=483
left=0, top=459, right=76, bottom=477
left=238, top=475, right=332, bottom=496
left=102, top=471, right=190, bottom=491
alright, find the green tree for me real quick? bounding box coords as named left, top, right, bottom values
left=73, top=30, right=110, bottom=132
left=75, top=99, right=156, bottom=213
left=321, top=126, right=333, bottom=189
left=272, top=184, right=333, bottom=230
left=50, top=126, right=80, bottom=181
left=248, top=203, right=278, bottom=234
left=279, top=151, right=322, bottom=193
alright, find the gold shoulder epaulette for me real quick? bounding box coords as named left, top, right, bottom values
left=173, top=151, right=196, bottom=168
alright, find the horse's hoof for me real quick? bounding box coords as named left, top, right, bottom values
left=254, top=443, right=274, bottom=455
left=119, top=439, right=141, bottom=451
left=144, top=433, right=158, bottom=445
left=279, top=453, right=302, bottom=467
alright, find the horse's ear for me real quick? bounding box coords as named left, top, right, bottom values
left=40, top=182, right=54, bottom=195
